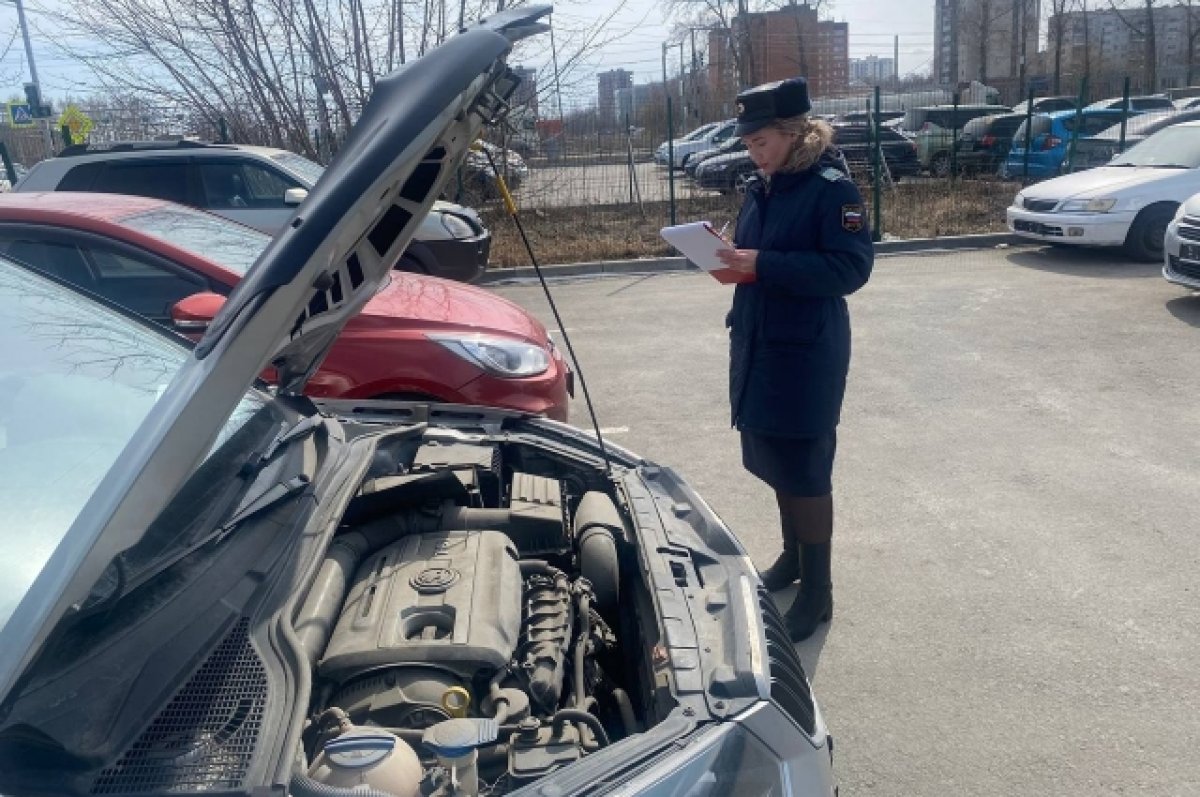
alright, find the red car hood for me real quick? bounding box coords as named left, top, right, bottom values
left=357, top=272, right=548, bottom=345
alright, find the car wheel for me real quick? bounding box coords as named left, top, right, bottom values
left=930, top=152, right=951, bottom=178
left=734, top=170, right=754, bottom=195
left=1123, top=203, right=1176, bottom=262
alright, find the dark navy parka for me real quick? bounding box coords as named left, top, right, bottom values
left=727, top=151, right=874, bottom=437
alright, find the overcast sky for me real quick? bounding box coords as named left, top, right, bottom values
left=1, top=0, right=941, bottom=104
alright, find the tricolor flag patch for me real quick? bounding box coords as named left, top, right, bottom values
left=841, top=204, right=865, bottom=232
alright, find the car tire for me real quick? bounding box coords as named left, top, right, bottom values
left=734, top=170, right=755, bottom=195
left=930, top=152, right=951, bottom=178
left=1123, top=203, right=1176, bottom=262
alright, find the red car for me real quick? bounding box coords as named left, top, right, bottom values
left=0, top=192, right=570, bottom=419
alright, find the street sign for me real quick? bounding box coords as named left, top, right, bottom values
left=58, top=105, right=94, bottom=142
left=7, top=103, right=34, bottom=128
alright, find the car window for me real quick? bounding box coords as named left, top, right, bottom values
left=199, top=162, right=297, bottom=209
left=270, top=151, right=325, bottom=185
left=1133, top=97, right=1174, bottom=111
left=58, top=162, right=105, bottom=191
left=92, top=161, right=191, bottom=205
left=0, top=238, right=96, bottom=290
left=85, top=249, right=208, bottom=321
left=1013, top=115, right=1053, bottom=143
left=992, top=116, right=1025, bottom=136
left=1111, top=124, right=1200, bottom=167
left=1081, top=115, right=1121, bottom=136
left=711, top=123, right=736, bottom=142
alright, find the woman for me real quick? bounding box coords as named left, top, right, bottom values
left=716, top=77, right=873, bottom=642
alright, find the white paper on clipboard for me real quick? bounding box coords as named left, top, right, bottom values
left=660, top=221, right=754, bottom=284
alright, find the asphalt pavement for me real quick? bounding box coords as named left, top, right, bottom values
left=491, top=245, right=1200, bottom=795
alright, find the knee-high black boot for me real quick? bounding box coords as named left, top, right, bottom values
left=759, top=510, right=800, bottom=592
left=785, top=541, right=833, bottom=642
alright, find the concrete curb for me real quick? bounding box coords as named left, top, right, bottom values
left=477, top=232, right=1027, bottom=284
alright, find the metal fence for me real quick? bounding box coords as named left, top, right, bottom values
left=478, top=76, right=1186, bottom=268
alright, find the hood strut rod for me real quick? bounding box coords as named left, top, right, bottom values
left=481, top=146, right=613, bottom=477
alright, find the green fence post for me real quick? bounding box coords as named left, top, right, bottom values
left=667, top=95, right=677, bottom=227
left=872, top=85, right=883, bottom=243
left=0, top=142, right=16, bottom=184
left=950, top=91, right=960, bottom=180
left=1022, top=87, right=1033, bottom=183
left=1067, top=76, right=1088, bottom=176
left=1118, top=76, right=1131, bottom=154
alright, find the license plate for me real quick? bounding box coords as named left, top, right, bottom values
left=1181, top=243, right=1200, bottom=262
left=1014, top=220, right=1043, bottom=234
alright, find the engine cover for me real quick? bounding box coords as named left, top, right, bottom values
left=320, top=530, right=523, bottom=680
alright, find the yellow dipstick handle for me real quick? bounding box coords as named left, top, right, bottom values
left=441, top=686, right=471, bottom=718
left=470, top=138, right=518, bottom=217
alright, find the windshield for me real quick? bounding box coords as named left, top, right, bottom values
left=1110, top=125, right=1200, bottom=167
left=271, top=151, right=326, bottom=185
left=118, top=205, right=272, bottom=277
left=682, top=123, right=717, bottom=141
left=0, top=257, right=271, bottom=633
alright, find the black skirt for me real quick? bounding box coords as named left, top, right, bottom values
left=741, top=430, right=837, bottom=497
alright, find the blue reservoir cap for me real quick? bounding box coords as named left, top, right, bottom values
left=421, top=718, right=500, bottom=758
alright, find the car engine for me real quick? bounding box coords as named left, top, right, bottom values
left=292, top=438, right=632, bottom=797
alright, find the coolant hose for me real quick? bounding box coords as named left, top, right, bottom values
left=610, top=687, right=638, bottom=736
left=550, top=709, right=610, bottom=748
left=290, top=771, right=398, bottom=797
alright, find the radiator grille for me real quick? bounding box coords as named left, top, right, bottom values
left=1176, top=224, right=1200, bottom=242
left=91, top=618, right=267, bottom=794
left=757, top=588, right=817, bottom=735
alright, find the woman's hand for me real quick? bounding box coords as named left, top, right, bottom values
left=717, top=248, right=758, bottom=276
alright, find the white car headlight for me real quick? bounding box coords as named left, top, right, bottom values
left=429, top=334, right=551, bottom=377
left=1174, top=203, right=1189, bottom=221
left=440, top=213, right=477, bottom=238
left=1059, top=197, right=1118, bottom=212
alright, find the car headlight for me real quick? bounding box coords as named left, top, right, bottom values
left=710, top=162, right=731, bottom=172
left=428, top=334, right=551, bottom=377
left=440, top=213, right=478, bottom=238
left=1059, top=197, right=1118, bottom=212
left=1174, top=203, right=1189, bottom=221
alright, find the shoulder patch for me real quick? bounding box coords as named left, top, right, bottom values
left=820, top=167, right=845, bottom=182
left=841, top=204, right=865, bottom=232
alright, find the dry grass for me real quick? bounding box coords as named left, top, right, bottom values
left=484, top=178, right=1016, bottom=268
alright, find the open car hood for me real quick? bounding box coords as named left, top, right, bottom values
left=0, top=5, right=551, bottom=703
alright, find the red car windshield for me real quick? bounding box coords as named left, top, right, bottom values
left=118, top=205, right=271, bottom=277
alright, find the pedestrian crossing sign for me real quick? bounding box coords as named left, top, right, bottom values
left=7, top=103, right=34, bottom=128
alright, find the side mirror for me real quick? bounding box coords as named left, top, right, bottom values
left=171, top=292, right=226, bottom=332
left=284, top=187, right=309, bottom=206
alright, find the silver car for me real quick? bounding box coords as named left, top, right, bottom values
left=0, top=8, right=834, bottom=797
left=16, top=142, right=490, bottom=283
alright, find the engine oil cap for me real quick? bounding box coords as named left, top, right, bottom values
left=422, top=718, right=499, bottom=758
left=410, top=566, right=459, bottom=593
left=323, top=730, right=398, bottom=768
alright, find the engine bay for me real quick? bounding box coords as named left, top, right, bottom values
left=293, top=433, right=649, bottom=797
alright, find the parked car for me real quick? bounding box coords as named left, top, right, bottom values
left=1010, top=96, right=1079, bottom=115
left=1086, top=94, right=1175, bottom=112
left=684, top=136, right=746, bottom=178
left=17, top=141, right=492, bottom=282
left=0, top=10, right=836, bottom=797
left=1176, top=96, right=1200, bottom=110
left=1002, top=108, right=1133, bottom=179
left=902, top=104, right=1013, bottom=176
left=830, top=124, right=921, bottom=179
left=836, top=110, right=905, bottom=126
left=953, top=113, right=1027, bottom=174
left=0, top=191, right=570, bottom=418
left=1163, top=194, right=1200, bottom=288
left=446, top=140, right=530, bottom=204
left=1007, top=121, right=1200, bottom=260
left=694, top=149, right=759, bottom=193
left=1066, top=108, right=1200, bottom=171
left=655, top=119, right=737, bottom=169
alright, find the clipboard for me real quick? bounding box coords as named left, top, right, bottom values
left=660, top=221, right=756, bottom=284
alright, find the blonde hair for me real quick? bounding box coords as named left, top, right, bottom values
left=771, top=116, right=834, bottom=173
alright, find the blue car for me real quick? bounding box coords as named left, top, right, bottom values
left=1003, top=109, right=1138, bottom=179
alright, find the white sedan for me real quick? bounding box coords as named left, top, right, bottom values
left=1006, top=121, right=1200, bottom=261
left=1163, top=197, right=1200, bottom=289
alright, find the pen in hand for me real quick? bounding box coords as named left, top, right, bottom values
left=716, top=221, right=731, bottom=243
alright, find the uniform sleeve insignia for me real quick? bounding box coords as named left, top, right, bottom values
left=820, top=167, right=845, bottom=182
left=841, top=204, right=865, bottom=232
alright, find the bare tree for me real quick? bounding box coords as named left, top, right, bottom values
left=960, top=0, right=1014, bottom=83
left=1185, top=0, right=1200, bottom=85
left=1047, top=0, right=1076, bottom=94
left=1109, top=0, right=1163, bottom=91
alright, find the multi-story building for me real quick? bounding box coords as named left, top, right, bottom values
left=597, top=69, right=633, bottom=126
left=1048, top=4, right=1200, bottom=92
left=850, top=55, right=896, bottom=84
left=934, top=0, right=1040, bottom=87
left=707, top=4, right=849, bottom=97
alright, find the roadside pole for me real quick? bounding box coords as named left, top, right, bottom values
left=1022, top=87, right=1033, bottom=184
left=872, top=85, right=883, bottom=243
left=1067, top=76, right=1088, bottom=176
left=950, top=91, right=960, bottom=180
left=1118, top=76, right=1131, bottom=154
left=667, top=96, right=677, bottom=227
